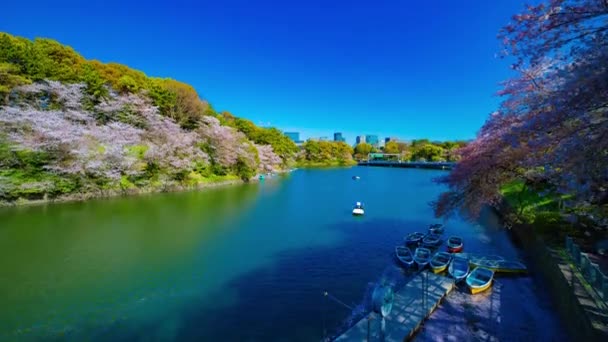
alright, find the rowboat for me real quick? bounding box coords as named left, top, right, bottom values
left=395, top=246, right=414, bottom=267
left=466, top=267, right=494, bottom=294
left=469, top=259, right=528, bottom=274
left=404, top=232, right=425, bottom=246
left=430, top=252, right=452, bottom=274
left=447, top=236, right=464, bottom=253
left=421, top=233, right=442, bottom=248
left=428, top=224, right=444, bottom=235
left=457, top=253, right=504, bottom=265
left=448, top=256, right=470, bottom=282
left=413, top=247, right=432, bottom=269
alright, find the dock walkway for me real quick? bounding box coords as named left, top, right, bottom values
left=335, top=272, right=455, bottom=341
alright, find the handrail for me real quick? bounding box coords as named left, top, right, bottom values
left=565, top=236, right=608, bottom=304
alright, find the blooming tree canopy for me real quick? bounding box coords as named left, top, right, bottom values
left=435, top=0, right=608, bottom=224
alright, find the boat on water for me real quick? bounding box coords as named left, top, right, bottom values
left=448, top=256, right=470, bottom=282
left=458, top=253, right=504, bottom=264
left=447, top=236, right=464, bottom=253
left=470, top=259, right=528, bottom=274
left=352, top=202, right=364, bottom=216
left=421, top=233, right=442, bottom=248
left=466, top=267, right=494, bottom=294
left=404, top=232, right=426, bottom=246
left=352, top=176, right=360, bottom=180
left=430, top=252, right=452, bottom=273
left=428, top=223, right=444, bottom=235
left=413, top=247, right=432, bottom=269
left=395, top=246, right=414, bottom=267
left=259, top=174, right=265, bottom=180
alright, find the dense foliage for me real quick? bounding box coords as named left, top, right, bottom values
left=354, top=139, right=465, bottom=162
left=298, top=140, right=356, bottom=166
left=0, top=33, right=291, bottom=203
left=434, top=0, right=608, bottom=229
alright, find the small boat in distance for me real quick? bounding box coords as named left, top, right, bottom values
left=352, top=202, right=364, bottom=216
left=422, top=234, right=442, bottom=248
left=430, top=252, right=452, bottom=274
left=395, top=246, right=414, bottom=267
left=448, top=256, right=470, bottom=282
left=429, top=223, right=444, bottom=235
left=413, top=247, right=432, bottom=269
left=466, top=267, right=494, bottom=294
left=447, top=236, right=464, bottom=253
left=404, top=232, right=426, bottom=246
left=352, top=176, right=360, bottom=180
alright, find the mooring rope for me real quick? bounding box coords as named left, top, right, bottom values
left=323, top=291, right=354, bottom=311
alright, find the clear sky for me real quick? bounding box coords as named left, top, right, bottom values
left=0, top=0, right=531, bottom=144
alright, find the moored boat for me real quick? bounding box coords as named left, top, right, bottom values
left=469, top=259, right=528, bottom=274
left=421, top=233, right=442, bottom=248
left=457, top=253, right=504, bottom=265
left=447, top=236, right=464, bottom=253
left=430, top=252, right=452, bottom=274
left=466, top=267, right=494, bottom=294
left=413, top=247, right=432, bottom=269
left=428, top=223, right=444, bottom=235
left=352, top=202, right=364, bottom=216
left=352, top=176, right=360, bottom=180
left=448, top=256, right=470, bottom=282
left=404, top=232, right=425, bottom=246
left=395, top=246, right=414, bottom=267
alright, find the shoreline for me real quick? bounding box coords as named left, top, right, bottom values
left=0, top=166, right=355, bottom=208
left=0, top=175, right=262, bottom=209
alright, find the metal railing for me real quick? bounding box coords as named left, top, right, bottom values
left=565, top=236, right=608, bottom=303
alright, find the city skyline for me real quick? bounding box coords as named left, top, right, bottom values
left=284, top=130, right=453, bottom=146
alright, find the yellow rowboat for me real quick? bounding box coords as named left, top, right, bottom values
left=466, top=267, right=494, bottom=294
left=430, top=252, right=452, bottom=274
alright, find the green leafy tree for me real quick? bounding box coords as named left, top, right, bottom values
left=0, top=62, right=30, bottom=103
left=384, top=141, right=400, bottom=154
left=117, top=75, right=139, bottom=93
left=354, top=143, right=373, bottom=159
left=412, top=143, right=445, bottom=162
left=80, top=63, right=108, bottom=103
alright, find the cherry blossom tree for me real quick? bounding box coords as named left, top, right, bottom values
left=435, top=0, right=608, bottom=223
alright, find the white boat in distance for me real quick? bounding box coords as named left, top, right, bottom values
left=352, top=202, right=364, bottom=216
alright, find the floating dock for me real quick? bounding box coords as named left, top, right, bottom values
left=334, top=272, right=455, bottom=341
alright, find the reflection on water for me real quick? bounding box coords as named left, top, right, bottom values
left=0, top=168, right=567, bottom=341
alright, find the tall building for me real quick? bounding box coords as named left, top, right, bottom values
left=385, top=137, right=398, bottom=144
left=333, top=132, right=345, bottom=142
left=366, top=134, right=379, bottom=147
left=356, top=135, right=366, bottom=144
left=285, top=132, right=300, bottom=143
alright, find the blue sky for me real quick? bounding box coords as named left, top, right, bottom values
left=0, top=0, right=531, bottom=144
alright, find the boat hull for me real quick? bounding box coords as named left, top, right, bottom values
left=469, top=281, right=492, bottom=294
left=430, top=265, right=447, bottom=273
left=352, top=209, right=364, bottom=216
left=447, top=245, right=463, bottom=253
left=415, top=260, right=429, bottom=269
